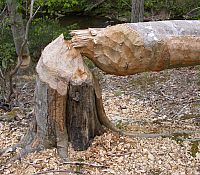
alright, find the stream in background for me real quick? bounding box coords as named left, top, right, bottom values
left=59, top=15, right=120, bottom=29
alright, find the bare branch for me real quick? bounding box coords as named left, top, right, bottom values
left=184, top=7, right=200, bottom=19
left=0, top=5, right=7, bottom=16
left=63, top=161, right=107, bottom=168
left=30, top=0, right=34, bottom=17
left=32, top=6, right=40, bottom=18
left=0, top=68, right=5, bottom=80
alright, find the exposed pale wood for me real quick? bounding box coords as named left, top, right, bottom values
left=4, top=21, right=200, bottom=161
left=36, top=34, right=93, bottom=96
left=71, top=20, right=200, bottom=76
left=20, top=35, right=104, bottom=157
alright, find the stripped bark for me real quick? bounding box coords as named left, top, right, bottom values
left=71, top=20, right=200, bottom=76
left=1, top=35, right=104, bottom=161
left=35, top=35, right=104, bottom=154
left=3, top=21, right=200, bottom=160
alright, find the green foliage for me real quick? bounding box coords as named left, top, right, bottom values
left=89, top=0, right=130, bottom=18
left=0, top=21, right=16, bottom=71
left=34, top=0, right=80, bottom=14
left=0, top=0, right=5, bottom=9
left=83, top=58, right=95, bottom=69
left=0, top=17, right=79, bottom=70
left=29, top=17, right=78, bottom=61
left=92, top=0, right=200, bottom=20
left=144, top=0, right=200, bottom=19
left=0, top=42, right=15, bottom=69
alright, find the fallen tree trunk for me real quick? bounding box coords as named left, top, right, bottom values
left=71, top=20, right=200, bottom=75
left=2, top=21, right=200, bottom=161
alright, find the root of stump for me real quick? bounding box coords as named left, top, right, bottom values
left=93, top=76, right=197, bottom=138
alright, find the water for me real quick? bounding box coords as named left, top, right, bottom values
left=59, top=15, right=119, bottom=29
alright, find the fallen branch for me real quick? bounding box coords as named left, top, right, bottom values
left=32, top=169, right=83, bottom=175
left=63, top=161, right=107, bottom=168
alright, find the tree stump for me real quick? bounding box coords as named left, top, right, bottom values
left=26, top=74, right=104, bottom=160
left=1, top=35, right=104, bottom=161
left=3, top=20, right=200, bottom=161
left=33, top=35, right=104, bottom=157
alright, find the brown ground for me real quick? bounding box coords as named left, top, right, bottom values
left=0, top=66, right=200, bottom=175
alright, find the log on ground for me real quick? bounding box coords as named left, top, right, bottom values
left=71, top=20, right=200, bottom=75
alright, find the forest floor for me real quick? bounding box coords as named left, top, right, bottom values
left=0, top=66, right=200, bottom=175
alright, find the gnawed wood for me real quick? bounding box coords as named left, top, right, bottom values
left=71, top=20, right=200, bottom=76
left=4, top=23, right=200, bottom=161
left=10, top=35, right=105, bottom=159
left=36, top=34, right=92, bottom=95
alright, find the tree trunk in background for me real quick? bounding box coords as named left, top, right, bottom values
left=71, top=20, right=200, bottom=75
left=131, top=0, right=144, bottom=22
left=6, top=0, right=30, bottom=68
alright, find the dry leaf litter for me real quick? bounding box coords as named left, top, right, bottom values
left=0, top=67, right=200, bottom=175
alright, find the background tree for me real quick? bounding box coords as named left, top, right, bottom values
left=6, top=0, right=30, bottom=69
left=131, top=0, right=144, bottom=22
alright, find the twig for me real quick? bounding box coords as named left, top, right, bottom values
left=0, top=68, right=5, bottom=80
left=0, top=5, right=6, bottom=16
left=32, top=6, right=40, bottom=18
left=63, top=161, right=107, bottom=168
left=181, top=138, right=200, bottom=142
left=85, top=0, right=106, bottom=11
left=185, top=6, right=200, bottom=19
left=32, top=169, right=83, bottom=175
left=107, top=152, right=132, bottom=157
left=121, top=0, right=132, bottom=8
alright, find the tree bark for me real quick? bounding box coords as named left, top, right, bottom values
left=131, top=0, right=144, bottom=22
left=66, top=80, right=104, bottom=151
left=4, top=35, right=105, bottom=160
left=3, top=21, right=200, bottom=161
left=6, top=0, right=30, bottom=68
left=71, top=20, right=200, bottom=76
